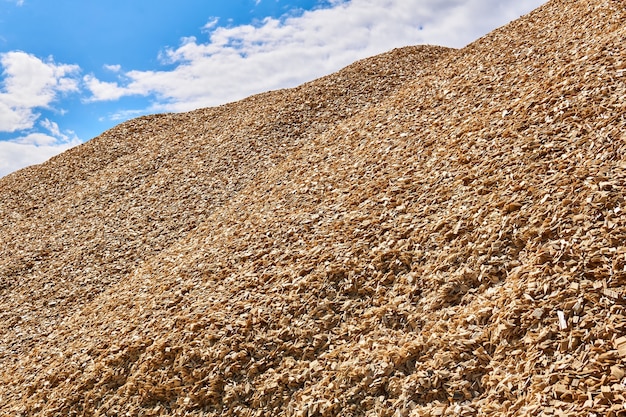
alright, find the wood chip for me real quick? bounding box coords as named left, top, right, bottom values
left=557, top=311, right=568, bottom=330
left=615, top=337, right=626, bottom=358
left=1, top=0, right=625, bottom=416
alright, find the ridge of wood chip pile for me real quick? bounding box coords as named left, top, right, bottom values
left=0, top=0, right=625, bottom=415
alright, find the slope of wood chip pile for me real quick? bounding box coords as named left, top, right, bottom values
left=1, top=0, right=625, bottom=415
left=0, top=44, right=450, bottom=369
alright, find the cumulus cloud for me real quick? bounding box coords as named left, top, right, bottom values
left=84, top=0, right=546, bottom=112
left=83, top=74, right=128, bottom=101
left=0, top=139, right=78, bottom=177
left=0, top=118, right=81, bottom=177
left=0, top=51, right=80, bottom=132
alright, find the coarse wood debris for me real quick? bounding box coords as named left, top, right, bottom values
left=1, top=0, right=625, bottom=415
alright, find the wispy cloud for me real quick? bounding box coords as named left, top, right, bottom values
left=101, top=109, right=149, bottom=122
left=0, top=51, right=80, bottom=132
left=202, top=17, right=220, bottom=32
left=103, top=64, right=121, bottom=72
left=84, top=0, right=546, bottom=113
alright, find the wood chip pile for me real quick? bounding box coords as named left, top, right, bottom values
left=1, top=0, right=625, bottom=415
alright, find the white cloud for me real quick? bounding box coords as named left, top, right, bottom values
left=14, top=132, right=61, bottom=146
left=202, top=17, right=220, bottom=32
left=102, top=108, right=149, bottom=122
left=0, top=138, right=78, bottom=177
left=83, top=74, right=128, bottom=101
left=104, top=64, right=121, bottom=72
left=0, top=101, right=36, bottom=132
left=84, top=0, right=546, bottom=113
left=0, top=124, right=80, bottom=177
left=40, top=118, right=64, bottom=138
left=0, top=51, right=80, bottom=132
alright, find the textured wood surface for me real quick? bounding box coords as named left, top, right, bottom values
left=1, top=0, right=625, bottom=415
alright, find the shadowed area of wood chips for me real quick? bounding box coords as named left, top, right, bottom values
left=1, top=0, right=625, bottom=415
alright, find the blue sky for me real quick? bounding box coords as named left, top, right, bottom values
left=0, top=0, right=546, bottom=177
